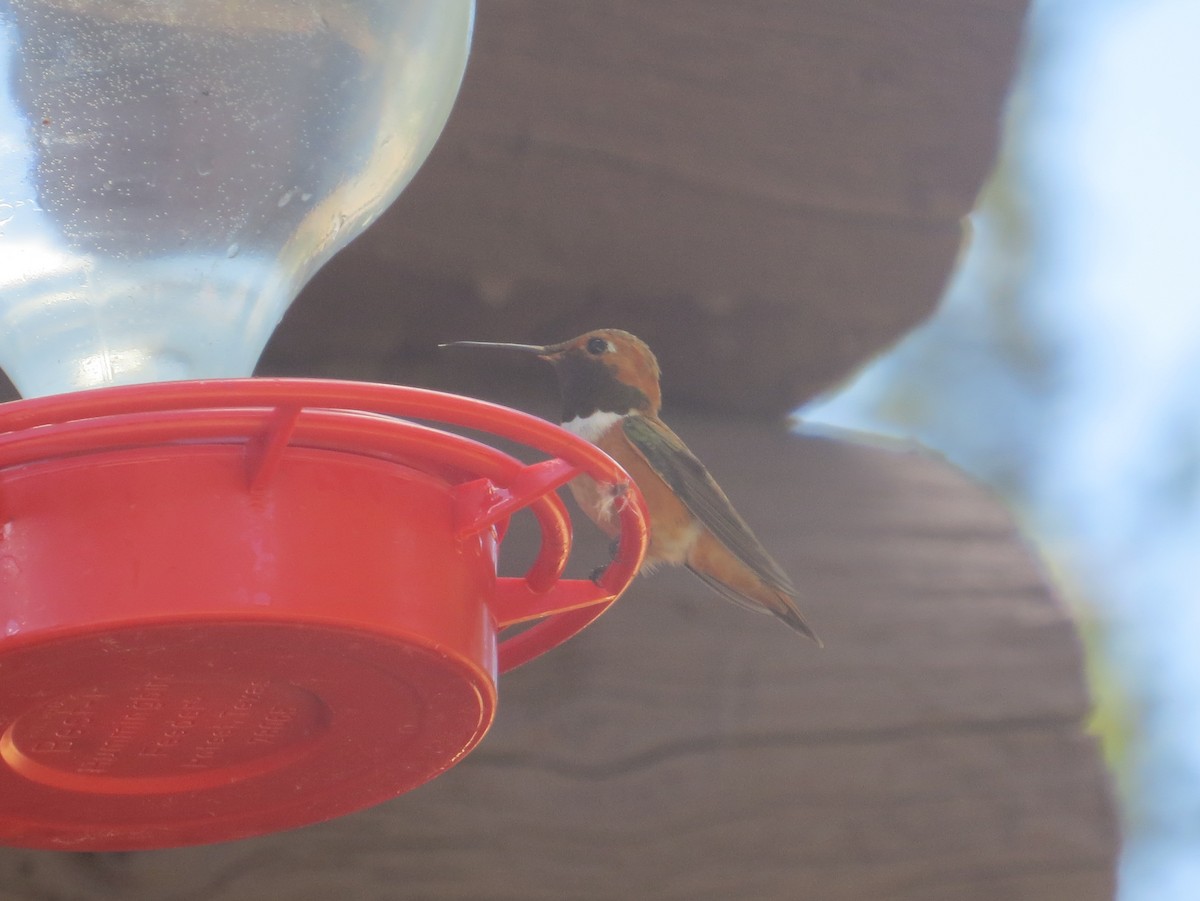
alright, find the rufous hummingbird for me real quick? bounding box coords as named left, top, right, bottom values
left=441, top=329, right=820, bottom=644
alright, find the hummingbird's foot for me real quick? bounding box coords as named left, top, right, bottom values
left=589, top=537, right=622, bottom=585
left=611, top=481, right=629, bottom=509
left=595, top=480, right=630, bottom=523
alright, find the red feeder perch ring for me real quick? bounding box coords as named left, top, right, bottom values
left=0, top=378, right=647, bottom=851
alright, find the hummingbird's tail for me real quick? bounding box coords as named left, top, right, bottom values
left=686, top=565, right=822, bottom=647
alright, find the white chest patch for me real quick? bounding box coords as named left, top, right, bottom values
left=561, top=410, right=625, bottom=444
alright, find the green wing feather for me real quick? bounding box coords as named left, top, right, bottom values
left=621, top=415, right=797, bottom=597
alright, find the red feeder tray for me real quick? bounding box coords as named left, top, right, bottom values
left=0, top=378, right=646, bottom=851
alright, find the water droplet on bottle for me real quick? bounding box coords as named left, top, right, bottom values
left=0, top=203, right=14, bottom=225
left=226, top=242, right=240, bottom=258
left=277, top=187, right=296, bottom=208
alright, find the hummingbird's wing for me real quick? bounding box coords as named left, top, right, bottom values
left=621, top=414, right=797, bottom=598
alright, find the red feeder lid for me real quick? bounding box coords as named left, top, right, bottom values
left=0, top=378, right=646, bottom=850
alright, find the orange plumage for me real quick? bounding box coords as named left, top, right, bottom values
left=442, top=329, right=820, bottom=644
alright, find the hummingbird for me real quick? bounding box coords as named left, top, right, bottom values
left=441, top=329, right=820, bottom=644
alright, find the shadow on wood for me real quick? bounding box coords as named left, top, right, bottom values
left=261, top=0, right=1029, bottom=416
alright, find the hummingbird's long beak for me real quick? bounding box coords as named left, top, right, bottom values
left=439, top=340, right=564, bottom=357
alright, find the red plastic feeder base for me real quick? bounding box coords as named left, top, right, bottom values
left=0, top=379, right=646, bottom=851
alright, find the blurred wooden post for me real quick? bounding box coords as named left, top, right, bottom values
left=0, top=2, right=1117, bottom=898
left=0, top=419, right=1116, bottom=898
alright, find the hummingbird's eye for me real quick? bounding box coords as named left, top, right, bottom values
left=586, top=337, right=609, bottom=355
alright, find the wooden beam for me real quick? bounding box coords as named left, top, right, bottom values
left=0, top=417, right=1116, bottom=899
